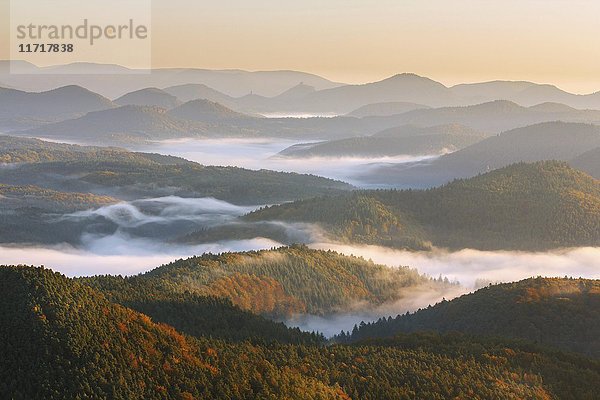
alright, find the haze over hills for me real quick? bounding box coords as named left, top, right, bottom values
left=340, top=277, right=600, bottom=357
left=4, top=61, right=600, bottom=115
left=0, top=135, right=355, bottom=245
left=114, top=88, right=182, bottom=109
left=451, top=80, right=600, bottom=108
left=277, top=73, right=457, bottom=114
left=0, top=61, right=343, bottom=98
left=0, top=136, right=352, bottom=204
left=243, top=162, right=600, bottom=251
left=362, top=100, right=600, bottom=134
left=571, top=147, right=600, bottom=179
left=278, top=124, right=485, bottom=158
left=363, top=121, right=600, bottom=187
left=348, top=101, right=430, bottom=117
left=0, top=85, right=115, bottom=131
left=16, top=105, right=208, bottom=143
left=168, top=99, right=253, bottom=122
left=162, top=83, right=237, bottom=106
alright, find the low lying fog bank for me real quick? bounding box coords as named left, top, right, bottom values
left=289, top=243, right=600, bottom=336
left=0, top=238, right=282, bottom=277
left=260, top=112, right=340, bottom=118
left=132, top=138, right=437, bottom=187
left=63, top=196, right=259, bottom=229
left=311, top=243, right=600, bottom=289
left=287, top=283, right=467, bottom=337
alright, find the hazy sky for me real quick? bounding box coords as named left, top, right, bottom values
left=2, top=0, right=600, bottom=93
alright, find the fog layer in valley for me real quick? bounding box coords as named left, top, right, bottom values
left=132, top=138, right=438, bottom=187
left=312, top=243, right=600, bottom=289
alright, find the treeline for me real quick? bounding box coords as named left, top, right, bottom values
left=81, top=273, right=323, bottom=345
left=82, top=245, right=452, bottom=318
left=2, top=265, right=599, bottom=399
left=246, top=161, right=600, bottom=250
left=336, top=277, right=600, bottom=357
left=0, top=184, right=117, bottom=212
left=0, top=135, right=352, bottom=205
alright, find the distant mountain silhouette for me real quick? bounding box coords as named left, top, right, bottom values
left=278, top=124, right=484, bottom=158
left=0, top=61, right=342, bottom=98
left=451, top=80, right=600, bottom=109
left=348, top=101, right=430, bottom=117
left=571, top=147, right=600, bottom=178
left=360, top=121, right=600, bottom=187
left=272, top=83, right=317, bottom=100
left=284, top=73, right=457, bottom=113
left=163, top=83, right=236, bottom=106
left=0, top=85, right=114, bottom=130
left=18, top=105, right=206, bottom=142
left=364, top=100, right=600, bottom=133
left=114, top=88, right=181, bottom=109
left=168, top=99, right=252, bottom=122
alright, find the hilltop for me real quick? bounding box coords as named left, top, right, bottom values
left=114, top=88, right=182, bottom=109
left=245, top=162, right=600, bottom=250
left=2, top=264, right=599, bottom=399
left=339, top=277, right=600, bottom=357
left=85, top=245, right=451, bottom=318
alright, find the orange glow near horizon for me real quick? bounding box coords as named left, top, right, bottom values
left=1, top=0, right=599, bottom=93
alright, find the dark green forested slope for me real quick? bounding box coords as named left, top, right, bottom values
left=338, top=278, right=600, bottom=357
left=245, top=161, right=600, bottom=250
left=0, top=265, right=342, bottom=399
left=83, top=246, right=451, bottom=319
left=80, top=273, right=323, bottom=345
left=2, top=265, right=600, bottom=399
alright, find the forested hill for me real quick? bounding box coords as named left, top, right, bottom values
left=337, top=278, right=600, bottom=358
left=0, top=265, right=238, bottom=399
left=0, top=136, right=353, bottom=205
left=83, top=245, right=454, bottom=319
left=0, top=184, right=117, bottom=213
left=2, top=265, right=600, bottom=399
left=245, top=161, right=600, bottom=250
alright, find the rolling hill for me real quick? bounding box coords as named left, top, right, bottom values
left=16, top=105, right=208, bottom=143
left=364, top=100, right=600, bottom=134
left=88, top=245, right=452, bottom=318
left=0, top=184, right=117, bottom=213
left=451, top=80, right=600, bottom=109
left=168, top=99, right=252, bottom=122
left=348, top=102, right=430, bottom=117
left=0, top=135, right=188, bottom=164
left=571, top=147, right=600, bottom=178
left=362, top=121, right=600, bottom=187
left=114, top=88, right=182, bottom=109
left=2, top=264, right=599, bottom=399
left=339, top=277, right=600, bottom=357
left=0, top=61, right=343, bottom=98
left=278, top=124, right=485, bottom=158
left=163, top=83, right=237, bottom=105
left=245, top=162, right=600, bottom=250
left=0, top=85, right=115, bottom=131
left=0, top=136, right=354, bottom=245
left=0, top=265, right=330, bottom=399
left=285, top=73, right=457, bottom=113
